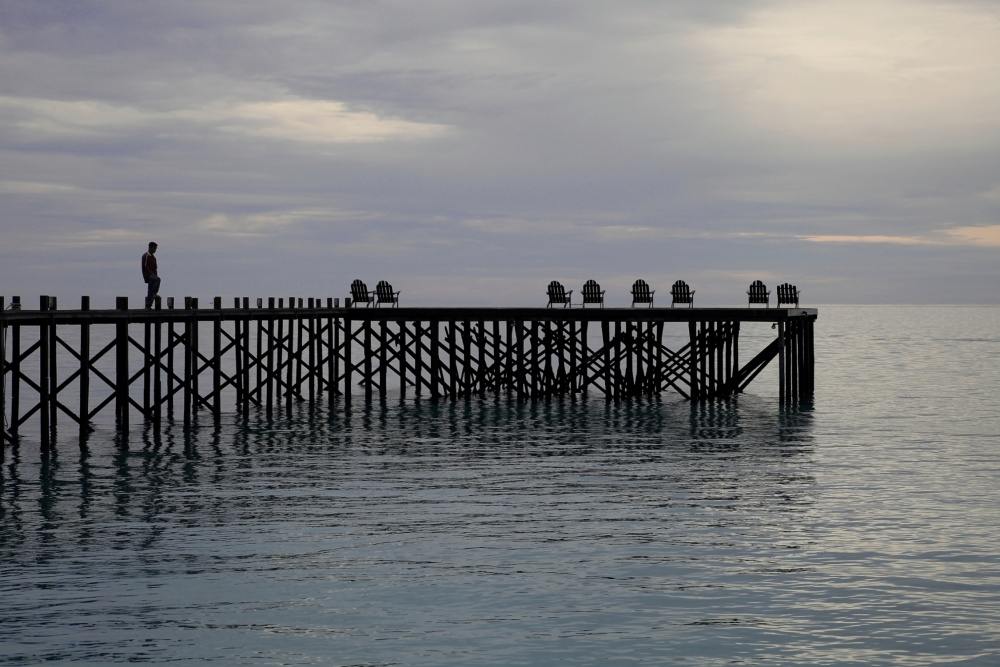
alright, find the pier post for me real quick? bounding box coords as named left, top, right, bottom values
left=447, top=321, right=457, bottom=396
left=343, top=309, right=352, bottom=400
left=777, top=320, right=786, bottom=404
left=233, top=298, right=243, bottom=416
left=330, top=304, right=339, bottom=404
left=430, top=320, right=441, bottom=399
left=414, top=320, right=424, bottom=397
left=80, top=296, right=92, bottom=445
left=143, top=317, right=152, bottom=418
left=492, top=321, right=502, bottom=394
left=153, top=299, right=162, bottom=428
left=477, top=320, right=487, bottom=398
left=399, top=319, right=409, bottom=398
left=504, top=321, right=513, bottom=397
left=240, top=297, right=250, bottom=418
left=47, top=296, right=58, bottom=445
left=308, top=300, right=316, bottom=405
left=688, top=321, right=697, bottom=401
left=266, top=298, right=275, bottom=418
left=276, top=300, right=286, bottom=410
left=514, top=320, right=526, bottom=400
left=190, top=298, right=201, bottom=416
left=10, top=301, right=21, bottom=439
left=363, top=314, right=374, bottom=401
left=115, top=297, right=129, bottom=443
left=39, top=296, right=51, bottom=453
left=167, top=297, right=175, bottom=420
left=379, top=319, right=388, bottom=399
left=285, top=300, right=294, bottom=417
left=213, top=297, right=222, bottom=420
left=183, top=298, right=193, bottom=427
left=0, top=296, right=5, bottom=456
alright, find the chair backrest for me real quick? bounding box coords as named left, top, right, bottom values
left=777, top=283, right=799, bottom=306
left=748, top=280, right=769, bottom=305
left=671, top=280, right=693, bottom=304
left=631, top=279, right=653, bottom=304
left=547, top=281, right=569, bottom=304
left=582, top=279, right=604, bottom=304
left=375, top=280, right=397, bottom=304
left=351, top=279, right=371, bottom=303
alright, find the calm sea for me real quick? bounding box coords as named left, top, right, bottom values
left=2, top=305, right=999, bottom=666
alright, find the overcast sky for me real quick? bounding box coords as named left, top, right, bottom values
left=2, top=0, right=999, bottom=307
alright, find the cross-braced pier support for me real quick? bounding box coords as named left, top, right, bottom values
left=1, top=296, right=817, bottom=454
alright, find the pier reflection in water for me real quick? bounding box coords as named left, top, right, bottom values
left=1, top=396, right=821, bottom=665
left=5, top=304, right=1000, bottom=665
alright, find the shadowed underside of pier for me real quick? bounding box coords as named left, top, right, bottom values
left=1, top=297, right=816, bottom=452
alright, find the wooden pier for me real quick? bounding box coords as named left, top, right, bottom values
left=1, top=295, right=816, bottom=453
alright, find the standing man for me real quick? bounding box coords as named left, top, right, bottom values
left=142, top=241, right=160, bottom=309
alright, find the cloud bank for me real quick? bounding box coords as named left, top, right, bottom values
left=1, top=0, right=999, bottom=305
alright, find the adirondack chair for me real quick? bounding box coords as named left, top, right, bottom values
left=375, top=280, right=400, bottom=307
left=777, top=283, right=800, bottom=307
left=631, top=279, right=655, bottom=307
left=581, top=279, right=605, bottom=308
left=670, top=280, right=695, bottom=308
left=350, top=279, right=374, bottom=307
left=546, top=281, right=573, bottom=308
left=747, top=280, right=770, bottom=307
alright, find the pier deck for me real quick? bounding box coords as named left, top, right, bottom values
left=1, top=296, right=816, bottom=453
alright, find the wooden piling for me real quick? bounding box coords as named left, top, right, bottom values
left=153, top=301, right=162, bottom=427
left=0, top=296, right=6, bottom=457
left=213, top=298, right=222, bottom=419
left=1, top=300, right=816, bottom=450
left=10, top=304, right=21, bottom=439
left=114, top=297, right=129, bottom=443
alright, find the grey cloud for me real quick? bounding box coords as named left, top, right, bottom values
left=1, top=0, right=998, bottom=306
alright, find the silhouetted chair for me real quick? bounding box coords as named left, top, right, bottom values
left=350, top=279, right=374, bottom=307
left=670, top=280, right=695, bottom=308
left=777, top=283, right=800, bottom=307
left=581, top=279, right=605, bottom=308
left=747, top=280, right=770, bottom=307
left=546, top=281, right=573, bottom=308
left=375, top=280, right=400, bottom=307
left=631, top=279, right=655, bottom=307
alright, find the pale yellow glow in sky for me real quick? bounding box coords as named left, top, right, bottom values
left=799, top=234, right=936, bottom=245
left=0, top=95, right=447, bottom=144
left=694, top=0, right=1000, bottom=148
left=217, top=100, right=449, bottom=144
left=945, top=225, right=1000, bottom=246
left=803, top=226, right=1000, bottom=246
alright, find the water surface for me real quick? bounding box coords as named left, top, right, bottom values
left=2, top=306, right=999, bottom=665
